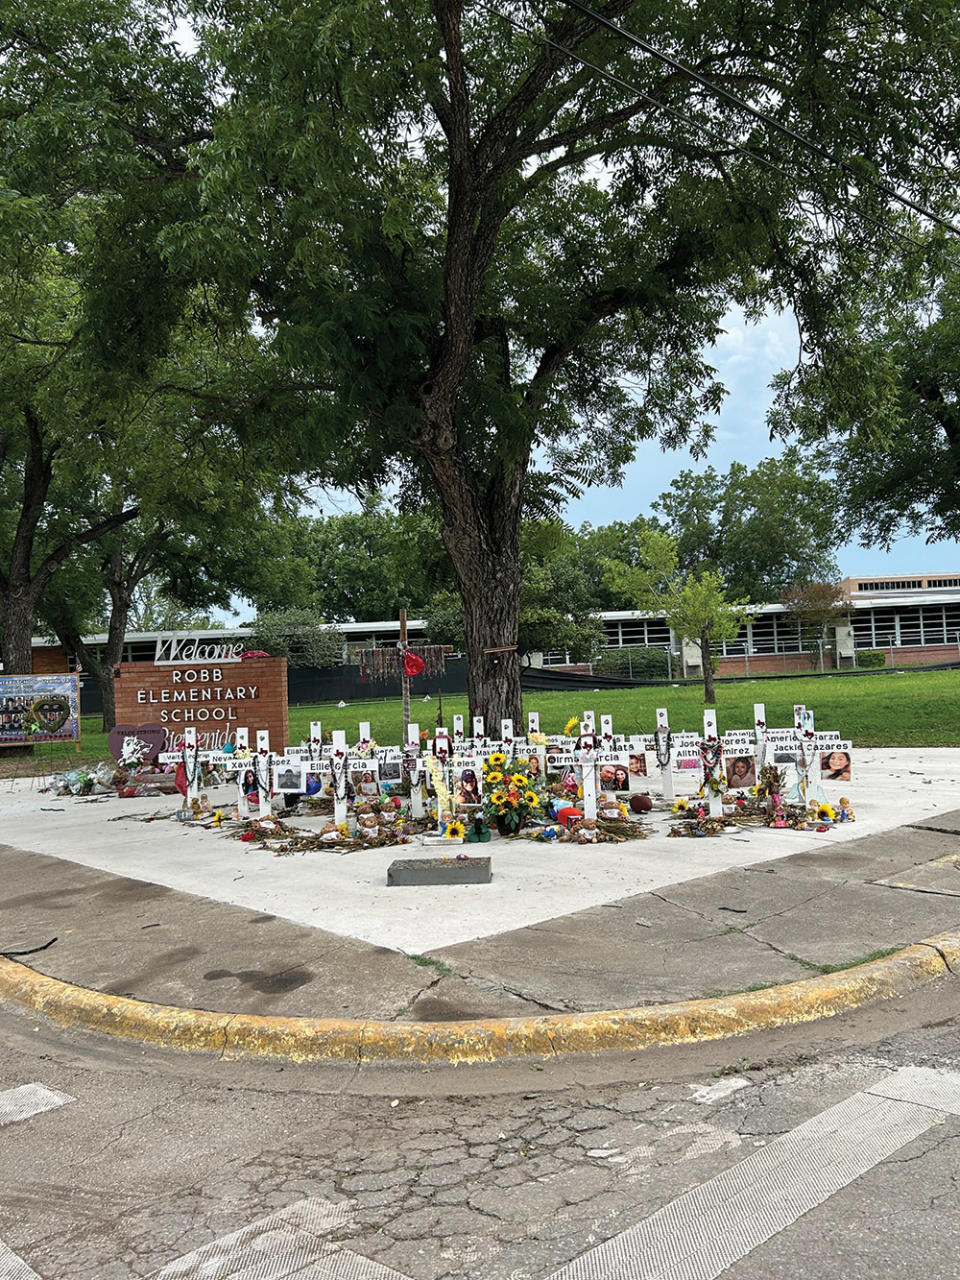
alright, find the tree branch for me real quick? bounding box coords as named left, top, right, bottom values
left=31, top=505, right=142, bottom=599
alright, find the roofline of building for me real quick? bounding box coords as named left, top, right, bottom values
left=28, top=588, right=960, bottom=651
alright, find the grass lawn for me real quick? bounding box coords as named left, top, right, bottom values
left=286, top=668, right=959, bottom=748
left=11, top=666, right=958, bottom=776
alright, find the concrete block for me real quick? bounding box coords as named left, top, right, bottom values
left=387, top=856, right=492, bottom=886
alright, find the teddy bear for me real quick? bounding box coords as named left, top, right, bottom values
left=357, top=813, right=380, bottom=840
left=319, top=822, right=339, bottom=843
left=577, top=818, right=600, bottom=844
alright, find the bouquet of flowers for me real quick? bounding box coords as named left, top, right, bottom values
left=481, top=752, right=550, bottom=834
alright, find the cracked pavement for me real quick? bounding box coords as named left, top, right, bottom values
left=2, top=985, right=960, bottom=1279
left=2, top=809, right=960, bottom=1277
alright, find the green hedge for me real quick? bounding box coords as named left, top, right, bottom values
left=593, top=645, right=671, bottom=679
left=857, top=649, right=887, bottom=669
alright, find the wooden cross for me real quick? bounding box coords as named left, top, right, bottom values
left=655, top=707, right=675, bottom=802
left=702, top=709, right=724, bottom=818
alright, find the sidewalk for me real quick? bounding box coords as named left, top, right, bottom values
left=1, top=802, right=958, bottom=1027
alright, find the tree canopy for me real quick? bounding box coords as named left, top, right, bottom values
left=6, top=1, right=960, bottom=719
left=771, top=252, right=960, bottom=548
left=651, top=449, right=840, bottom=602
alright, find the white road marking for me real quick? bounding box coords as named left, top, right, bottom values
left=0, top=1084, right=73, bottom=1128
left=146, top=1196, right=413, bottom=1280
left=550, top=1067, right=960, bottom=1280
left=0, top=1239, right=42, bottom=1280
left=866, top=1064, right=960, bottom=1115
left=689, top=1077, right=750, bottom=1105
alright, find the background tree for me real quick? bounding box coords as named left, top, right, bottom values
left=572, top=517, right=659, bottom=611
left=170, top=0, right=958, bottom=725
left=245, top=609, right=344, bottom=669
left=253, top=497, right=456, bottom=622
left=605, top=528, right=755, bottom=700
left=651, top=450, right=840, bottom=603
left=778, top=580, right=848, bottom=669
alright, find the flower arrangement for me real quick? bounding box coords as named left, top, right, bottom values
left=353, top=737, right=378, bottom=758
left=481, top=754, right=549, bottom=834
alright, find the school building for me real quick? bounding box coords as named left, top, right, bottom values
left=22, top=572, right=960, bottom=702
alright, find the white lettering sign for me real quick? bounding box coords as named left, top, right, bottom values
left=154, top=635, right=245, bottom=665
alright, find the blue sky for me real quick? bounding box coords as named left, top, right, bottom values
left=563, top=307, right=960, bottom=578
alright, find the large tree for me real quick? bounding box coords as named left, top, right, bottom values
left=9, top=3, right=959, bottom=721
left=0, top=2, right=214, bottom=671
left=176, top=0, right=958, bottom=723
left=770, top=255, right=960, bottom=548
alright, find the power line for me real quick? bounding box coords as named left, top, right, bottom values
left=551, top=0, right=959, bottom=237
left=479, top=2, right=924, bottom=250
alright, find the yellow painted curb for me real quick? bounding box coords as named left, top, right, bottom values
left=0, top=931, right=956, bottom=1065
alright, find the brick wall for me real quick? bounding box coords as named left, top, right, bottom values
left=114, top=656, right=288, bottom=750
left=31, top=645, right=70, bottom=674
left=715, top=644, right=959, bottom=677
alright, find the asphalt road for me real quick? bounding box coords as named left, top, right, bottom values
left=2, top=974, right=959, bottom=1279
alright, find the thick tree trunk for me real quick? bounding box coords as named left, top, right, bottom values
left=422, top=428, right=526, bottom=728
left=96, top=670, right=116, bottom=732
left=700, top=627, right=716, bottom=703
left=456, top=551, right=523, bottom=728
left=0, top=589, right=39, bottom=673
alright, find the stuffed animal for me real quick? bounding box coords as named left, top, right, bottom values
left=577, top=818, right=600, bottom=844
left=319, top=822, right=339, bottom=843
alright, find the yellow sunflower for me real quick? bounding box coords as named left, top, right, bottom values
left=672, top=798, right=689, bottom=813
left=486, top=771, right=504, bottom=785
left=817, top=803, right=836, bottom=821
left=563, top=715, right=579, bottom=736
left=488, top=751, right=507, bottom=767
left=491, top=789, right=506, bottom=805
left=510, top=773, right=528, bottom=786
left=524, top=791, right=540, bottom=806
left=445, top=820, right=466, bottom=838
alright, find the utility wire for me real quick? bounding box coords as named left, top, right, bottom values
left=479, top=2, right=924, bottom=249
left=551, top=0, right=960, bottom=236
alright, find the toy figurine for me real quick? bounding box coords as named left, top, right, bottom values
left=770, top=792, right=787, bottom=829
left=466, top=816, right=491, bottom=844
left=837, top=797, right=856, bottom=822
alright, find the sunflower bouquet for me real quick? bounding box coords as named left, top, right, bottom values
left=481, top=752, right=549, bottom=834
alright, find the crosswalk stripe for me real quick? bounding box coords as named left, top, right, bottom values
left=0, top=1084, right=73, bottom=1128
left=550, top=1067, right=959, bottom=1280
left=0, top=1238, right=42, bottom=1280
left=143, top=1196, right=417, bottom=1280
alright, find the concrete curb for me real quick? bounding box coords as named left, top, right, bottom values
left=1, top=931, right=956, bottom=1065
